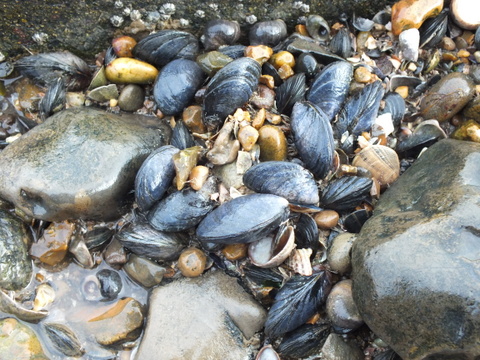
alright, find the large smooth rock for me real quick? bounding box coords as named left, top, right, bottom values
left=0, top=318, right=48, bottom=360
left=352, top=139, right=480, bottom=360
left=0, top=209, right=32, bottom=290
left=1, top=0, right=391, bottom=59
left=0, top=107, right=170, bottom=221
left=136, top=271, right=267, bottom=360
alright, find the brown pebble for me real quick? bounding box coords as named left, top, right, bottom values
left=252, top=108, right=266, bottom=129
left=391, top=0, right=443, bottom=36
left=277, top=64, right=294, bottom=80
left=189, top=165, right=209, bottom=190
left=354, top=67, right=372, bottom=83
left=238, top=125, right=259, bottom=151
left=177, top=248, right=207, bottom=277
left=112, top=36, right=137, bottom=58
left=270, top=51, right=295, bottom=70
left=295, top=24, right=309, bottom=36
left=454, top=36, right=469, bottom=50
left=182, top=105, right=206, bottom=134
left=441, top=37, right=456, bottom=51
left=30, top=221, right=74, bottom=266
left=314, top=210, right=340, bottom=229
left=442, top=52, right=458, bottom=62
left=457, top=49, right=470, bottom=58
left=257, top=125, right=287, bottom=161
left=222, top=243, right=248, bottom=261
left=259, top=75, right=275, bottom=89
left=244, top=45, right=273, bottom=65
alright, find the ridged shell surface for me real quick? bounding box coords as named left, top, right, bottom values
left=352, top=145, right=400, bottom=186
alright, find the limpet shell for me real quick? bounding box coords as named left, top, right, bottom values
left=352, top=145, right=400, bottom=187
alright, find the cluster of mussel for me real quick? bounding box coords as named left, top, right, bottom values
left=2, top=10, right=444, bottom=360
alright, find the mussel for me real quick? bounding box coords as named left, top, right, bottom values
left=115, top=222, right=186, bottom=261
left=201, top=19, right=241, bottom=50
left=294, top=214, right=320, bottom=257
left=335, top=80, right=384, bottom=137
left=147, top=187, right=215, bottom=232
left=243, top=161, right=319, bottom=205
left=291, top=101, right=335, bottom=180
left=275, top=73, right=306, bottom=115
left=203, top=57, right=261, bottom=130
left=15, top=51, right=91, bottom=91
left=153, top=59, right=205, bottom=116
left=44, top=323, right=85, bottom=357
left=39, top=77, right=66, bottom=120
left=196, top=193, right=289, bottom=244
left=134, top=145, right=180, bottom=212
left=171, top=120, right=195, bottom=150
left=277, top=323, right=330, bottom=358
left=419, top=9, right=449, bottom=49
left=133, top=30, right=199, bottom=68
left=329, top=28, right=353, bottom=59
left=249, top=19, right=288, bottom=47
left=320, top=176, right=372, bottom=212
left=380, top=92, right=406, bottom=127
left=306, top=61, right=353, bottom=122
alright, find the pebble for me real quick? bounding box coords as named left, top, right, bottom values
left=245, top=45, right=273, bottom=64
left=196, top=51, right=233, bottom=76
left=0, top=209, right=32, bottom=290
left=452, top=119, right=480, bottom=143
left=257, top=125, right=287, bottom=161
left=188, top=165, right=209, bottom=190
left=136, top=271, right=266, bottom=359
left=327, top=232, right=357, bottom=275
left=441, top=37, right=456, bottom=51
left=270, top=51, right=295, bottom=69
left=33, top=283, right=55, bottom=311
left=326, top=279, right=364, bottom=332
left=105, top=58, right=158, bottom=84
left=89, top=67, right=108, bottom=90
left=66, top=92, right=85, bottom=107
left=394, top=85, right=409, bottom=98
left=222, top=243, right=248, bottom=261
left=398, top=28, right=419, bottom=62
left=182, top=105, right=206, bottom=134
left=354, top=67, right=372, bottom=83
left=206, top=122, right=240, bottom=165
left=252, top=108, right=266, bottom=129
left=391, top=0, right=443, bottom=36
left=104, top=238, right=128, bottom=267
left=420, top=72, right=475, bottom=122
left=173, top=146, right=203, bottom=190
left=277, top=64, right=294, bottom=80
left=251, top=84, right=275, bottom=109
left=451, top=0, right=480, bottom=30
left=123, top=254, right=166, bottom=288
left=88, top=297, right=144, bottom=346
left=30, top=221, right=74, bottom=266
left=0, top=318, right=48, bottom=360
left=321, top=333, right=364, bottom=360
left=238, top=125, right=259, bottom=151
left=314, top=210, right=340, bottom=229
left=352, top=139, right=480, bottom=359
left=118, top=84, right=145, bottom=111
left=96, top=269, right=122, bottom=300
left=177, top=247, right=207, bottom=277
left=112, top=36, right=137, bottom=57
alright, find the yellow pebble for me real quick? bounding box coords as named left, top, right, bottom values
left=189, top=165, right=209, bottom=190
left=395, top=85, right=409, bottom=98
left=105, top=58, right=158, bottom=84
left=277, top=64, right=294, bottom=80
left=354, top=67, right=372, bottom=83
left=244, top=45, right=273, bottom=65
left=270, top=51, right=296, bottom=70
left=238, top=125, right=259, bottom=151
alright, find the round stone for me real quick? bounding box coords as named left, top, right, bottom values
left=327, top=232, right=356, bottom=275
left=177, top=247, right=207, bottom=277
left=326, top=279, right=364, bottom=332
left=118, top=84, right=145, bottom=112
left=257, top=125, right=287, bottom=161
left=314, top=210, right=339, bottom=229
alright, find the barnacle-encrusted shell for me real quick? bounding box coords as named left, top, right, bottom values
left=352, top=145, right=400, bottom=186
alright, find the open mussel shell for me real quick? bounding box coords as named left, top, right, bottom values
left=115, top=222, right=186, bottom=261
left=201, top=19, right=241, bottom=50
left=419, top=9, right=449, bottom=49
left=277, top=322, right=330, bottom=358
left=134, top=145, right=180, bottom=213
left=291, top=101, right=335, bottom=180
left=249, top=225, right=296, bottom=268
left=15, top=51, right=91, bottom=91
left=264, top=270, right=332, bottom=338
left=203, top=57, right=261, bottom=130
left=249, top=19, right=288, bottom=47
left=396, top=120, right=447, bottom=157
left=147, top=188, right=215, bottom=232
left=133, top=30, right=199, bottom=68
left=243, top=161, right=319, bottom=205
left=306, top=15, right=330, bottom=42
left=321, top=176, right=373, bottom=212
left=329, top=28, right=352, bottom=59
left=335, top=80, right=384, bottom=137
left=44, top=323, right=85, bottom=357
left=275, top=72, right=306, bottom=115
left=256, top=345, right=280, bottom=360
left=196, top=193, right=289, bottom=244
left=380, top=92, right=406, bottom=127
left=353, top=14, right=375, bottom=32
left=283, top=35, right=344, bottom=64
left=307, top=61, right=353, bottom=122
left=153, top=59, right=205, bottom=116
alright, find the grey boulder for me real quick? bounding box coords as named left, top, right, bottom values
left=352, top=139, right=480, bottom=360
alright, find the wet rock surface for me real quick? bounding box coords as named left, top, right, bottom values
left=0, top=209, right=32, bottom=291
left=1, top=0, right=392, bottom=58
left=352, top=139, right=480, bottom=360
left=136, top=271, right=267, bottom=360
left=0, top=107, right=170, bottom=221
left=0, top=318, right=48, bottom=360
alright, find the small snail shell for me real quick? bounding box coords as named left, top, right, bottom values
left=352, top=145, right=400, bottom=187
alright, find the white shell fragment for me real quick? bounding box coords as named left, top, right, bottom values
left=248, top=225, right=296, bottom=268
left=399, top=28, right=419, bottom=62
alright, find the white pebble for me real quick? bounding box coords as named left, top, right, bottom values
left=399, top=28, right=419, bottom=62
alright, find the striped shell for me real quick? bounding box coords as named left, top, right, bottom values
left=352, top=145, right=400, bottom=186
